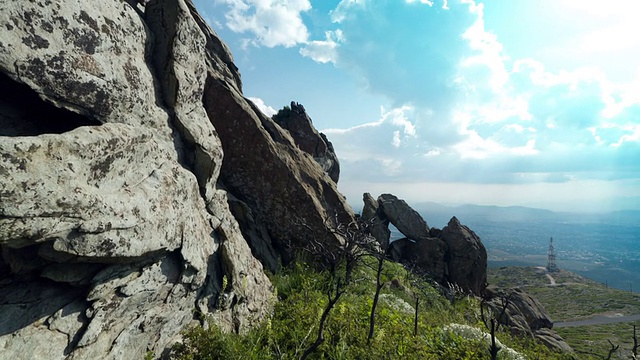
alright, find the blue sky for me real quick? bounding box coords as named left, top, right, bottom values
left=193, top=0, right=640, bottom=212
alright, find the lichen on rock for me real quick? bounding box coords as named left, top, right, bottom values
left=0, top=0, right=278, bottom=358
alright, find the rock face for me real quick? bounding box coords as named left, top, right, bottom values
left=484, top=286, right=572, bottom=353
left=0, top=0, right=350, bottom=358
left=378, top=194, right=430, bottom=242
left=441, top=217, right=487, bottom=294
left=205, top=81, right=354, bottom=261
left=367, top=194, right=487, bottom=294
left=361, top=193, right=390, bottom=248
left=272, top=101, right=340, bottom=183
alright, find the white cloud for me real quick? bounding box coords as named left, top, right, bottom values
left=299, top=30, right=343, bottom=64
left=322, top=105, right=419, bottom=179
left=217, top=0, right=311, bottom=47
left=248, top=96, right=277, bottom=117
left=330, top=0, right=366, bottom=23
left=406, top=0, right=434, bottom=5
left=392, top=131, right=401, bottom=147
left=611, top=124, right=640, bottom=147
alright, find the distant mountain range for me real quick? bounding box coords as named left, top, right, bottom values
left=409, top=202, right=640, bottom=228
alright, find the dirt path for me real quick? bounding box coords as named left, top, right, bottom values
left=555, top=314, right=640, bottom=328
left=545, top=273, right=556, bottom=286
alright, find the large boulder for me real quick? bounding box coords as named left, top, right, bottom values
left=272, top=101, right=340, bottom=183
left=441, top=216, right=487, bottom=294
left=389, top=237, right=448, bottom=283
left=484, top=286, right=572, bottom=353
left=378, top=194, right=430, bottom=241
left=363, top=194, right=487, bottom=295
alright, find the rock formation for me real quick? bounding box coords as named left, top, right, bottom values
left=0, top=0, right=352, bottom=358
left=484, top=286, right=572, bottom=353
left=361, top=192, right=390, bottom=248
left=441, top=216, right=487, bottom=294
left=363, top=194, right=569, bottom=352
left=366, top=193, right=486, bottom=294
left=271, top=101, right=340, bottom=183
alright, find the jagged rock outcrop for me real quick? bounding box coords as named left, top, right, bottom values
left=204, top=79, right=355, bottom=261
left=484, top=286, right=572, bottom=353
left=271, top=101, right=340, bottom=183
left=441, top=216, right=487, bottom=294
left=366, top=194, right=486, bottom=294
left=227, top=194, right=279, bottom=273
left=0, top=0, right=347, bottom=358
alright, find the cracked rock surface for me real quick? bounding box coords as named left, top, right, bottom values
left=0, top=0, right=285, bottom=358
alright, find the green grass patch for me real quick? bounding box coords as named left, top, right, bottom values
left=173, top=262, right=574, bottom=359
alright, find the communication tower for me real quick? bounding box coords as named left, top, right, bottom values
left=546, top=237, right=558, bottom=272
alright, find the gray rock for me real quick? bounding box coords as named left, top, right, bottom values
left=204, top=73, right=355, bottom=261
left=271, top=101, right=340, bottom=183
left=365, top=194, right=487, bottom=295
left=441, top=216, right=487, bottom=294
left=41, top=263, right=104, bottom=285
left=389, top=237, right=448, bottom=284
left=535, top=328, right=573, bottom=353
left=361, top=193, right=390, bottom=248
left=227, top=195, right=279, bottom=274
left=361, top=192, right=379, bottom=222
left=378, top=194, right=430, bottom=241
left=484, top=286, right=572, bottom=353
left=0, top=0, right=274, bottom=358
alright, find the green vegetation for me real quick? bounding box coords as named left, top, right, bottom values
left=173, top=261, right=572, bottom=359
left=488, top=266, right=640, bottom=359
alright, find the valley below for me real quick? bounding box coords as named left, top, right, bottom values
left=488, top=266, right=640, bottom=359
left=411, top=204, right=640, bottom=358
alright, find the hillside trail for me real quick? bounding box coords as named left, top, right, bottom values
left=534, top=266, right=583, bottom=287
left=545, top=273, right=556, bottom=285
left=530, top=267, right=640, bottom=328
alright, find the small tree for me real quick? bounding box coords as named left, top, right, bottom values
left=603, top=340, right=619, bottom=360
left=401, top=261, right=438, bottom=337
left=298, top=216, right=370, bottom=360
left=366, top=250, right=386, bottom=344
left=480, top=292, right=514, bottom=360
left=632, top=325, right=638, bottom=359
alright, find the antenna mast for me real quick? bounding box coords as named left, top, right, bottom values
left=546, top=237, right=558, bottom=272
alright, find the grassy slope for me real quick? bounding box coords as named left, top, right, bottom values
left=488, top=266, right=640, bottom=359
left=172, top=260, right=573, bottom=359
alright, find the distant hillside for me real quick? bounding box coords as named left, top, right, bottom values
left=410, top=202, right=640, bottom=228
left=488, top=266, right=640, bottom=359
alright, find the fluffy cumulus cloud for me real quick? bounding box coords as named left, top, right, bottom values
left=318, top=0, right=640, bottom=198
left=216, top=0, right=311, bottom=47
left=323, top=105, right=422, bottom=178
left=299, top=30, right=344, bottom=64
left=248, top=96, right=277, bottom=117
